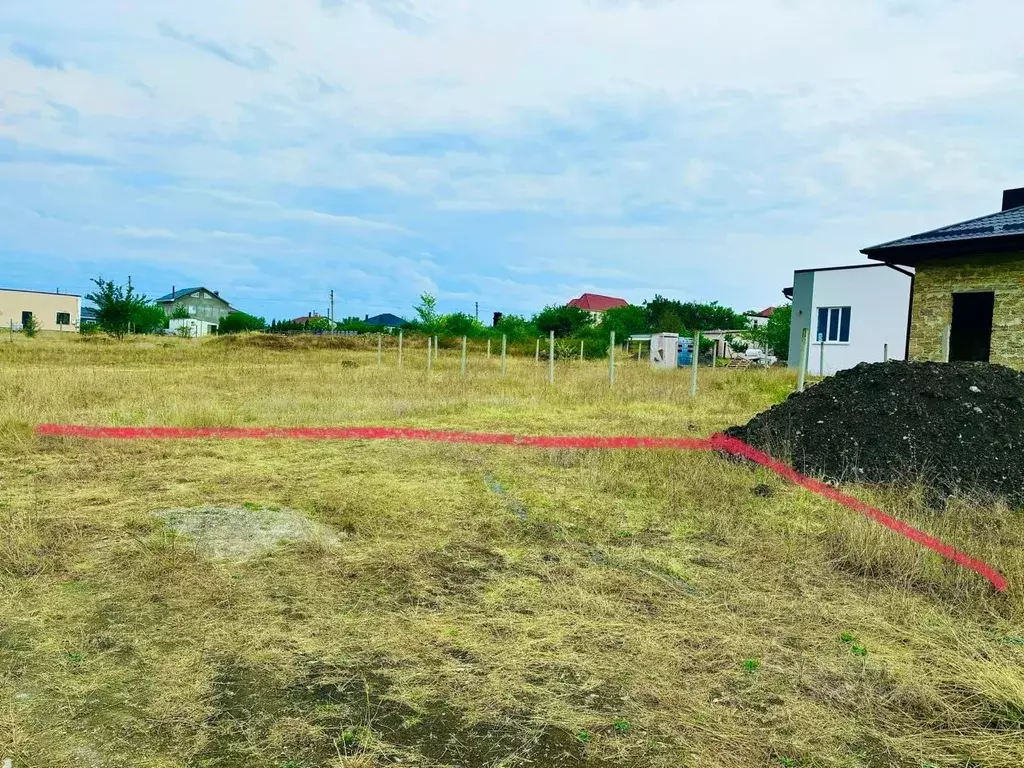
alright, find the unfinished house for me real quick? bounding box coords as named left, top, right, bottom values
left=862, top=187, right=1024, bottom=367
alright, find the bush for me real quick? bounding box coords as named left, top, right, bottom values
left=21, top=314, right=39, bottom=338
left=219, top=312, right=267, bottom=334
left=533, top=305, right=594, bottom=338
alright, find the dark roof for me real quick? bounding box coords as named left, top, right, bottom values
left=365, top=313, right=406, bottom=326
left=568, top=293, right=628, bottom=312
left=155, top=287, right=229, bottom=304
left=862, top=194, right=1024, bottom=266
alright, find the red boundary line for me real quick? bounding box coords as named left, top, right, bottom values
left=35, top=424, right=1008, bottom=593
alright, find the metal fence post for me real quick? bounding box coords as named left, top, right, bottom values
left=689, top=330, right=699, bottom=397
left=609, top=331, right=616, bottom=387
left=579, top=339, right=584, bottom=362
left=535, top=338, right=540, bottom=363
left=427, top=334, right=433, bottom=372
left=501, top=334, right=507, bottom=375
left=548, top=331, right=555, bottom=385
left=883, top=343, right=889, bottom=362
left=819, top=340, right=826, bottom=376
left=487, top=338, right=491, bottom=359
left=797, top=327, right=809, bottom=392
left=377, top=334, right=382, bottom=367
left=942, top=324, right=951, bottom=362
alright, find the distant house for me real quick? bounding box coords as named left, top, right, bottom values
left=568, top=293, right=628, bottom=322
left=292, top=313, right=328, bottom=326
left=787, top=264, right=912, bottom=376
left=744, top=307, right=777, bottom=329
left=156, top=287, right=233, bottom=328
left=169, top=318, right=218, bottom=338
left=0, top=288, right=80, bottom=332
left=364, top=313, right=406, bottom=329
left=862, top=186, right=1024, bottom=367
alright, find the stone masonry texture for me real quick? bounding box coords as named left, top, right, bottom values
left=910, top=253, right=1024, bottom=368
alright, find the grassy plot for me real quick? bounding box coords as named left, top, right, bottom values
left=0, top=335, right=1022, bottom=768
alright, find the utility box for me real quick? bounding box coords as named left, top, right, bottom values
left=650, top=333, right=680, bottom=369
left=677, top=337, right=695, bottom=367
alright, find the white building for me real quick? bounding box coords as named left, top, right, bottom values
left=787, top=264, right=912, bottom=376
left=169, top=318, right=218, bottom=338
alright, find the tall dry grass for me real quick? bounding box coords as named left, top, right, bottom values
left=0, top=333, right=1021, bottom=768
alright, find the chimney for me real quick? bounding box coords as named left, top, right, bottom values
left=365, top=314, right=369, bottom=321
left=1002, top=187, right=1024, bottom=211
left=493, top=311, right=503, bottom=327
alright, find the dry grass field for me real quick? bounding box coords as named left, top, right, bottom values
left=1, top=333, right=1022, bottom=768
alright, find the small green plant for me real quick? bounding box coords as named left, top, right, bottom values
left=840, top=631, right=856, bottom=643
left=243, top=502, right=261, bottom=510
left=613, top=718, right=632, bottom=734
left=22, top=314, right=39, bottom=338
left=742, top=658, right=760, bottom=673
left=66, top=651, right=84, bottom=664
left=851, top=644, right=868, bottom=657
left=777, top=756, right=797, bottom=768
left=576, top=730, right=591, bottom=744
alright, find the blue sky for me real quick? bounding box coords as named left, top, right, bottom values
left=3, top=0, right=1024, bottom=322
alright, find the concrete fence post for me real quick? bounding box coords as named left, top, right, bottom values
left=377, top=334, right=382, bottom=367
left=883, top=343, right=889, bottom=362
left=398, top=330, right=404, bottom=369
left=942, top=325, right=951, bottom=362
left=797, top=327, right=809, bottom=392
left=690, top=330, right=699, bottom=397
left=427, top=334, right=433, bottom=372
left=548, top=330, right=555, bottom=385
left=461, top=336, right=467, bottom=375
left=487, top=338, right=491, bottom=360
left=580, top=339, right=584, bottom=362
left=501, top=334, right=507, bottom=376
left=609, top=331, right=616, bottom=388
left=819, top=340, right=826, bottom=377
left=535, top=338, right=540, bottom=363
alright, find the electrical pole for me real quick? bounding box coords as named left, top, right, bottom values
left=330, top=290, right=335, bottom=324
left=475, top=301, right=479, bottom=322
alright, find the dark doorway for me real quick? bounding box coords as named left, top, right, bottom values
left=21, top=311, right=32, bottom=326
left=950, top=291, right=994, bottom=362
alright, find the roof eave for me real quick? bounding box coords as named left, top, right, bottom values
left=862, top=233, right=1024, bottom=267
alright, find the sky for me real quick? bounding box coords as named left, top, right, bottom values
left=3, top=0, right=1024, bottom=323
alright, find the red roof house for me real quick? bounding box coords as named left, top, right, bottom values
left=746, top=307, right=776, bottom=319
left=568, top=293, right=629, bottom=313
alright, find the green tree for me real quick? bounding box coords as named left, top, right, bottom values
left=85, top=277, right=154, bottom=339
left=218, top=312, right=267, bottom=334
left=591, top=304, right=649, bottom=342
left=493, top=314, right=537, bottom=342
left=305, top=316, right=334, bottom=333
left=335, top=316, right=373, bottom=333
left=533, top=305, right=594, bottom=338
left=749, top=305, right=792, bottom=359
left=645, top=296, right=748, bottom=333
left=170, top=305, right=190, bottom=320
left=21, top=314, right=39, bottom=338
left=414, top=293, right=439, bottom=330
left=439, top=312, right=485, bottom=337
left=131, top=304, right=170, bottom=335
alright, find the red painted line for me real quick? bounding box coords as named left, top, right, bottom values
left=36, top=423, right=1007, bottom=592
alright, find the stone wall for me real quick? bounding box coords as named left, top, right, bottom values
left=910, top=252, right=1024, bottom=367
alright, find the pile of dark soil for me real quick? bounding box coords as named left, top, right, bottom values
left=726, top=361, right=1024, bottom=506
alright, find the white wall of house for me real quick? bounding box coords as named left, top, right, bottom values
left=789, top=265, right=912, bottom=376
left=170, top=318, right=217, bottom=337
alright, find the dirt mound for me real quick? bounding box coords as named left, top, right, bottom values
left=727, top=361, right=1024, bottom=506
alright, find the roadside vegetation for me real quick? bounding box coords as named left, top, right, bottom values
left=0, top=335, right=1021, bottom=767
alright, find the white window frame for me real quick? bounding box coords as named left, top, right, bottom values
left=815, top=306, right=851, bottom=344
